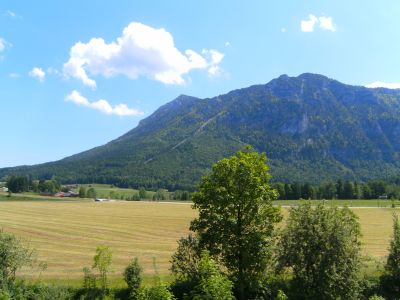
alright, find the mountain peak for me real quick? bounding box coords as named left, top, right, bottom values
left=297, top=73, right=331, bottom=81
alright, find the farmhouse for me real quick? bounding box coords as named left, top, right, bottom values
left=54, top=191, right=79, bottom=197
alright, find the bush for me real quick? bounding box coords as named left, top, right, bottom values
left=124, top=257, right=142, bottom=298
left=170, top=234, right=201, bottom=298
left=188, top=251, right=234, bottom=300
left=140, top=283, right=175, bottom=300
left=380, top=214, right=400, bottom=298
left=0, top=229, right=35, bottom=286
left=278, top=202, right=362, bottom=300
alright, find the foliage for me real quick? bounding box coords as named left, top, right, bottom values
left=79, top=186, right=87, bottom=198
left=92, top=246, right=113, bottom=292
left=86, top=187, right=97, bottom=199
left=277, top=202, right=362, bottom=300
left=82, top=266, right=96, bottom=290
left=190, top=148, right=282, bottom=299
left=5, top=176, right=28, bottom=193
left=171, top=234, right=201, bottom=284
left=0, top=230, right=35, bottom=285
left=275, top=290, right=288, bottom=300
left=380, top=214, right=400, bottom=298
left=139, top=187, right=147, bottom=199
left=124, top=257, right=142, bottom=298
left=139, top=283, right=175, bottom=300
left=369, top=296, right=386, bottom=300
left=188, top=250, right=234, bottom=300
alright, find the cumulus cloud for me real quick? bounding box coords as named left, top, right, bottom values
left=301, top=15, right=318, bottom=32
left=301, top=14, right=336, bottom=32
left=65, top=90, right=143, bottom=116
left=29, top=67, right=46, bottom=82
left=318, top=16, right=336, bottom=31
left=366, top=81, right=400, bottom=89
left=63, top=22, right=224, bottom=88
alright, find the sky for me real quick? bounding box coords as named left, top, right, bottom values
left=1, top=0, right=400, bottom=167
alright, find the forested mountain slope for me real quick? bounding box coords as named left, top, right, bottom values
left=2, top=73, right=400, bottom=190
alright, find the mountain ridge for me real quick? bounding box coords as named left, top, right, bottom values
left=2, top=73, right=400, bottom=190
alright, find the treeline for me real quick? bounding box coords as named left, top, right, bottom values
left=6, top=176, right=61, bottom=194
left=272, top=179, right=396, bottom=200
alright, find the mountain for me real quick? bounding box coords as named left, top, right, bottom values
left=2, top=73, right=400, bottom=190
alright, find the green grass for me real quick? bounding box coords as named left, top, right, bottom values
left=72, top=184, right=157, bottom=200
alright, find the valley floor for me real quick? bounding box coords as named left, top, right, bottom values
left=0, top=192, right=397, bottom=284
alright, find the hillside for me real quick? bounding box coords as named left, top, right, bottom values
left=2, top=73, right=400, bottom=190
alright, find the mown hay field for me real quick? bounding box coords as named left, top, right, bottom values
left=0, top=199, right=397, bottom=281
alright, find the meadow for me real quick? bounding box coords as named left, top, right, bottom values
left=71, top=184, right=157, bottom=200
left=0, top=192, right=397, bottom=285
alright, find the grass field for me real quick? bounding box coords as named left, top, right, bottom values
left=0, top=192, right=398, bottom=285
left=71, top=184, right=157, bottom=200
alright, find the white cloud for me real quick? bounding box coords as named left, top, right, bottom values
left=5, top=10, right=16, bottom=18
left=0, top=38, right=8, bottom=52
left=29, top=67, right=46, bottom=82
left=318, top=16, right=336, bottom=32
left=301, top=14, right=336, bottom=32
left=366, top=81, right=400, bottom=89
left=65, top=90, right=143, bottom=116
left=63, top=22, right=224, bottom=88
left=301, top=14, right=318, bottom=32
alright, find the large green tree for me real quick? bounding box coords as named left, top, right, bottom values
left=190, top=147, right=282, bottom=300
left=277, top=202, right=362, bottom=300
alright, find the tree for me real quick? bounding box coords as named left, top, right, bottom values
left=92, top=246, right=112, bottom=292
left=380, top=214, right=400, bottom=297
left=171, top=234, right=201, bottom=284
left=139, top=188, right=147, bottom=199
left=78, top=186, right=86, bottom=198
left=277, top=202, right=362, bottom=300
left=86, top=188, right=97, bottom=199
left=124, top=257, right=142, bottom=298
left=190, top=148, right=282, bottom=299
left=189, top=251, right=234, bottom=300
left=6, top=176, right=28, bottom=193
left=0, top=230, right=35, bottom=285
left=343, top=180, right=355, bottom=199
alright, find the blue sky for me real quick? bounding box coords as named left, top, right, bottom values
left=1, top=1, right=399, bottom=167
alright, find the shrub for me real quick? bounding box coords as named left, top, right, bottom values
left=124, top=258, right=142, bottom=298
left=278, top=202, right=362, bottom=300
left=0, top=229, right=35, bottom=285
left=188, top=251, right=234, bottom=300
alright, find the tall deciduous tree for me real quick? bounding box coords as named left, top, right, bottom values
left=92, top=246, right=112, bottom=292
left=277, top=202, right=362, bottom=300
left=190, top=147, right=282, bottom=299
